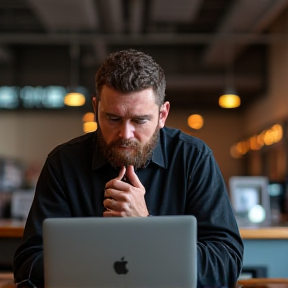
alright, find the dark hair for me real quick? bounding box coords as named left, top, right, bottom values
left=95, top=49, right=166, bottom=106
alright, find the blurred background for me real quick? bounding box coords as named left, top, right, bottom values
left=2, top=1, right=288, bottom=281
left=0, top=0, right=288, bottom=221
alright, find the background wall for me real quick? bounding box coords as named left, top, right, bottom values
left=166, top=109, right=244, bottom=186
left=244, top=10, right=288, bottom=135
left=0, top=106, right=244, bottom=187
left=0, top=111, right=84, bottom=166
left=2, top=11, right=288, bottom=189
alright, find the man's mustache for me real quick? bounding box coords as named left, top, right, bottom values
left=111, top=139, right=140, bottom=148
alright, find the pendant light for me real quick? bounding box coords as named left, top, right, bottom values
left=64, top=41, right=86, bottom=107
left=219, top=89, right=240, bottom=108
left=219, top=36, right=240, bottom=108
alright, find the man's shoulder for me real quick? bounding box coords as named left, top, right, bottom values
left=162, top=127, right=211, bottom=155
left=48, top=132, right=95, bottom=158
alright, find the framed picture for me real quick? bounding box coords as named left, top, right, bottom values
left=229, top=176, right=271, bottom=227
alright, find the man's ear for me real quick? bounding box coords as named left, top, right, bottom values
left=92, top=96, right=98, bottom=122
left=159, top=101, right=170, bottom=128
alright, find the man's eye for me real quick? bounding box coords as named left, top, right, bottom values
left=107, top=116, right=120, bottom=122
left=134, top=119, right=147, bottom=124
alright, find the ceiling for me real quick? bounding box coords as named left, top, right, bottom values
left=0, top=0, right=288, bottom=111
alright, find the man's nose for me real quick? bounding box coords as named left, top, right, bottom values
left=119, top=122, right=135, bottom=139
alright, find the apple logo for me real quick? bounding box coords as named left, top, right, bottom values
left=114, top=257, right=129, bottom=275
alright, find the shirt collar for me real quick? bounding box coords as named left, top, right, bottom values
left=92, top=132, right=108, bottom=170
left=92, top=129, right=167, bottom=170
left=150, top=131, right=166, bottom=168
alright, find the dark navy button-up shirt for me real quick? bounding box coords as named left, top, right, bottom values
left=13, top=127, right=243, bottom=288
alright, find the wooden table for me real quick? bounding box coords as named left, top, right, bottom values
left=0, top=220, right=25, bottom=238
left=1, top=220, right=288, bottom=277
left=2, top=220, right=288, bottom=239
left=0, top=220, right=25, bottom=273
left=238, top=278, right=288, bottom=287
left=0, top=273, right=14, bottom=288
left=240, top=226, right=288, bottom=239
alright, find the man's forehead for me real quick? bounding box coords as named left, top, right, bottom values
left=99, top=87, right=159, bottom=114
left=100, top=86, right=157, bottom=102
left=101, top=106, right=156, bottom=118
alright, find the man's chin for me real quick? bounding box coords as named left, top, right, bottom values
left=97, top=125, right=160, bottom=170
left=116, top=146, right=136, bottom=152
left=112, top=152, right=137, bottom=166
left=109, top=158, right=136, bottom=169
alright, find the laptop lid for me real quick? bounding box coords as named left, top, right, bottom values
left=43, top=216, right=197, bottom=288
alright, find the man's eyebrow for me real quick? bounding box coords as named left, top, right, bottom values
left=131, top=115, right=152, bottom=120
left=105, top=113, right=153, bottom=120
left=105, top=113, right=120, bottom=117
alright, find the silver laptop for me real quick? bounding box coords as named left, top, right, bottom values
left=43, top=216, right=197, bottom=288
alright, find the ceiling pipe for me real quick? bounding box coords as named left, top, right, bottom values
left=1, top=33, right=288, bottom=45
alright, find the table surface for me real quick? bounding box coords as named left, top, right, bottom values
left=0, top=274, right=288, bottom=288
left=240, top=225, right=288, bottom=239
left=1, top=219, right=288, bottom=239
left=0, top=220, right=25, bottom=238
left=0, top=273, right=14, bottom=288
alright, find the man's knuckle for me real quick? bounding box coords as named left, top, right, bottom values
left=119, top=211, right=127, bottom=217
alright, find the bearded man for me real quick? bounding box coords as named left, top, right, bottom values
left=13, top=49, right=243, bottom=288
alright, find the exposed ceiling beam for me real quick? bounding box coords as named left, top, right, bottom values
left=26, top=0, right=98, bottom=31
left=1, top=33, right=288, bottom=45
left=150, top=0, right=202, bottom=23
left=166, top=75, right=262, bottom=91
left=203, top=0, right=288, bottom=68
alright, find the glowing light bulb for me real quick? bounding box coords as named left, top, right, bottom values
left=219, top=94, right=240, bottom=108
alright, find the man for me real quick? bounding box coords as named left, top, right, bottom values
left=13, top=49, right=243, bottom=288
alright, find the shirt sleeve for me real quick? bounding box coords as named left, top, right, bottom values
left=13, top=156, right=71, bottom=288
left=186, top=150, right=244, bottom=288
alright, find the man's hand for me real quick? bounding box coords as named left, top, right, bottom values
left=103, top=165, right=149, bottom=217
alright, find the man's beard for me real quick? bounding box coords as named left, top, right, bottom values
left=97, top=126, right=160, bottom=170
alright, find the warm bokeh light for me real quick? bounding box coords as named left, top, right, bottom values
left=257, top=131, right=265, bottom=147
left=271, top=124, right=283, bottom=142
left=187, top=114, right=204, bottom=129
left=249, top=135, right=262, bottom=150
left=219, top=94, right=241, bottom=108
left=83, top=122, right=97, bottom=133
left=230, top=123, right=283, bottom=158
left=263, top=124, right=283, bottom=145
left=264, top=130, right=275, bottom=146
left=238, top=141, right=249, bottom=155
left=230, top=144, right=243, bottom=159
left=64, top=92, right=86, bottom=106
left=82, top=112, right=95, bottom=122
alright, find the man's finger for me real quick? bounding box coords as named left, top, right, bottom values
left=103, top=197, right=117, bottom=210
left=104, top=166, right=126, bottom=190
left=125, top=165, right=143, bottom=189
left=117, top=166, right=126, bottom=180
